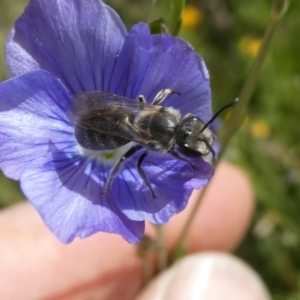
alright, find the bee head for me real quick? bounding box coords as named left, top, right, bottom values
left=175, top=98, right=238, bottom=158
left=175, top=116, right=215, bottom=157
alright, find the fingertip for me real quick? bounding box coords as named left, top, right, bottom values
left=192, top=161, right=255, bottom=251
left=165, top=161, right=255, bottom=252
left=0, top=203, right=143, bottom=300
left=136, top=253, right=270, bottom=300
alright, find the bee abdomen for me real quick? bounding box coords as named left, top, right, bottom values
left=75, top=126, right=128, bottom=151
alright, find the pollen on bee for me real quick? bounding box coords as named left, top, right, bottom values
left=101, top=152, right=115, bottom=160
left=78, top=142, right=136, bottom=166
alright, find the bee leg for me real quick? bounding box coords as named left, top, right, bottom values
left=199, top=139, right=217, bottom=162
left=152, top=89, right=180, bottom=105
left=181, top=113, right=193, bottom=120
left=137, top=95, right=146, bottom=103
left=167, top=150, right=198, bottom=171
left=102, top=145, right=143, bottom=195
left=137, top=151, right=157, bottom=199
left=211, top=148, right=216, bottom=162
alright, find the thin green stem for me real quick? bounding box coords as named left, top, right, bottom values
left=219, top=0, right=288, bottom=159
left=142, top=255, right=154, bottom=285
left=170, top=0, right=186, bottom=36
left=171, top=183, right=209, bottom=262
left=156, top=225, right=168, bottom=271
left=147, top=0, right=157, bottom=24
left=136, top=235, right=155, bottom=284
left=171, top=0, right=288, bottom=262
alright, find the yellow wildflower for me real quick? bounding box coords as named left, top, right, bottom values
left=238, top=36, right=262, bottom=57
left=181, top=5, right=202, bottom=29
left=251, top=120, right=271, bottom=139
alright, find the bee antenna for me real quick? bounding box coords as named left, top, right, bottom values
left=200, top=98, right=239, bottom=132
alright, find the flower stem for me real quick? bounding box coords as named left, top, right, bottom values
left=156, top=225, right=168, bottom=271
left=136, top=235, right=155, bottom=284
left=142, top=255, right=154, bottom=284
left=171, top=0, right=288, bottom=262
left=170, top=0, right=186, bottom=36
left=219, top=0, right=289, bottom=159
left=147, top=0, right=158, bottom=24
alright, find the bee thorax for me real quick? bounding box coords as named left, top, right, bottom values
left=135, top=107, right=181, bottom=152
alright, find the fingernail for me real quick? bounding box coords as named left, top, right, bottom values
left=137, top=252, right=270, bottom=300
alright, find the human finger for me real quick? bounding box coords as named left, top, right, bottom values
left=162, top=160, right=255, bottom=252
left=136, top=253, right=270, bottom=300
left=0, top=161, right=254, bottom=299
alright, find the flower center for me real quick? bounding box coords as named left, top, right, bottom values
left=77, top=142, right=136, bottom=165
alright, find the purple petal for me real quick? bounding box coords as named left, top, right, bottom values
left=20, top=144, right=144, bottom=243
left=0, top=70, right=74, bottom=180
left=113, top=151, right=214, bottom=223
left=112, top=23, right=211, bottom=121
left=5, top=0, right=126, bottom=94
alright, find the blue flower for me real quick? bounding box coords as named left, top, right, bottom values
left=0, top=0, right=214, bottom=243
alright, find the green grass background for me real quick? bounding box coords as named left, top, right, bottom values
left=0, top=0, right=299, bottom=298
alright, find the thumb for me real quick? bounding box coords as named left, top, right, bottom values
left=137, top=252, right=270, bottom=300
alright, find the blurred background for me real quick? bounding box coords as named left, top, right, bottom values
left=0, top=0, right=299, bottom=298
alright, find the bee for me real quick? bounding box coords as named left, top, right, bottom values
left=68, top=89, right=237, bottom=198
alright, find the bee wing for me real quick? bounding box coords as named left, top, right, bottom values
left=67, top=91, right=138, bottom=122
left=76, top=112, right=138, bottom=143
left=67, top=91, right=160, bottom=146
